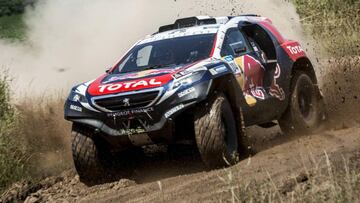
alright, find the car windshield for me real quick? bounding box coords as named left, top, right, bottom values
left=112, top=34, right=215, bottom=74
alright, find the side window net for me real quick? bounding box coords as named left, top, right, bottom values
left=221, top=29, right=249, bottom=57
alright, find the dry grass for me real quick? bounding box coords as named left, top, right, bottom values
left=0, top=74, right=72, bottom=192
left=0, top=73, right=27, bottom=193
left=218, top=151, right=360, bottom=202
left=294, top=0, right=360, bottom=126
left=293, top=0, right=360, bottom=57
left=320, top=56, right=360, bottom=127
left=14, top=94, right=72, bottom=178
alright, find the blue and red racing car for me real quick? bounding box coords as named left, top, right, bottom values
left=65, top=15, right=325, bottom=183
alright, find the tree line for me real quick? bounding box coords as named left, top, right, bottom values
left=0, top=0, right=35, bottom=17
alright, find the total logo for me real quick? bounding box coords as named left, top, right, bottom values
left=286, top=45, right=304, bottom=55
left=99, top=79, right=162, bottom=93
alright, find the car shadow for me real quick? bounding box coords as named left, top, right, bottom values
left=97, top=144, right=206, bottom=185
left=90, top=125, right=315, bottom=186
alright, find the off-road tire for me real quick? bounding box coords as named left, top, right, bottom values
left=71, top=131, right=108, bottom=185
left=279, top=71, right=325, bottom=135
left=194, top=94, right=239, bottom=168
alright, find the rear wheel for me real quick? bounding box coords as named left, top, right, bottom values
left=194, top=94, right=239, bottom=168
left=71, top=130, right=109, bottom=185
left=279, top=71, right=325, bottom=135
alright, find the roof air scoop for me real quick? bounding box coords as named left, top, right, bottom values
left=159, top=16, right=217, bottom=33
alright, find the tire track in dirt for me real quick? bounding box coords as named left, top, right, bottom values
left=83, top=127, right=359, bottom=203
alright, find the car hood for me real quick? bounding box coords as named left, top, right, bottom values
left=87, top=68, right=177, bottom=96
left=86, top=58, right=218, bottom=96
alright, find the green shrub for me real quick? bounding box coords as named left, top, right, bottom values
left=0, top=14, right=25, bottom=40
left=0, top=0, right=25, bottom=17
left=0, top=73, right=71, bottom=194
left=0, top=73, right=27, bottom=193
left=293, top=0, right=360, bottom=56
left=0, top=0, right=31, bottom=40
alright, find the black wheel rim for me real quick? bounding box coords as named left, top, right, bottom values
left=298, top=83, right=313, bottom=119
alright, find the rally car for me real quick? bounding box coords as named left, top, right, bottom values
left=65, top=15, right=325, bottom=183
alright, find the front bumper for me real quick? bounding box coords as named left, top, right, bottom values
left=64, top=80, right=212, bottom=137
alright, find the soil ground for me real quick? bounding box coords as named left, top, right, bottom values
left=1, top=124, right=359, bottom=202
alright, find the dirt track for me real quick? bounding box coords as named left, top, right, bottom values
left=1, top=57, right=359, bottom=202
left=1, top=124, right=359, bottom=203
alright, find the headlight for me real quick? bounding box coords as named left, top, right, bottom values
left=171, top=70, right=206, bottom=90
left=68, top=91, right=87, bottom=103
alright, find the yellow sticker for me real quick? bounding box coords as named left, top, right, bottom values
left=245, top=95, right=257, bottom=107
left=234, top=57, right=244, bottom=70
left=234, top=56, right=245, bottom=90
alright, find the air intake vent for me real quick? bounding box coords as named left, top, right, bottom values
left=159, top=16, right=217, bottom=33
left=93, top=90, right=160, bottom=111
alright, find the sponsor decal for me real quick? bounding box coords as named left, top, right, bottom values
left=173, top=70, right=192, bottom=79
left=243, top=88, right=265, bottom=107
left=209, top=69, right=217, bottom=75
left=224, top=55, right=234, bottom=62
left=282, top=42, right=306, bottom=61
left=236, top=55, right=266, bottom=104
left=178, top=87, right=196, bottom=98
left=286, top=45, right=304, bottom=55
left=122, top=128, right=146, bottom=135
left=113, top=119, right=151, bottom=136
left=88, top=73, right=173, bottom=96
left=122, top=98, right=130, bottom=107
left=165, top=104, right=185, bottom=118
left=209, top=65, right=227, bottom=75
left=233, top=54, right=267, bottom=106
left=70, top=105, right=82, bottom=112
left=250, top=87, right=266, bottom=100
left=225, top=56, right=242, bottom=75
left=72, top=94, right=81, bottom=102
left=99, top=78, right=162, bottom=93
left=107, top=107, right=154, bottom=117
left=106, top=69, right=173, bottom=83
left=269, top=64, right=285, bottom=101
left=244, top=94, right=257, bottom=107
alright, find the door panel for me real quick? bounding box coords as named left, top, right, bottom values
left=232, top=54, right=266, bottom=107
left=220, top=27, right=282, bottom=125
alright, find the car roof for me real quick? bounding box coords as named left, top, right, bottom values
left=138, top=24, right=219, bottom=45
left=137, top=15, right=269, bottom=45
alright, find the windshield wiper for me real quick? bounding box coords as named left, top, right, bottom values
left=118, top=64, right=176, bottom=74
left=144, top=63, right=177, bottom=70
left=144, top=64, right=164, bottom=70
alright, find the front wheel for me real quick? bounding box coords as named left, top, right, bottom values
left=194, top=94, right=239, bottom=168
left=71, top=130, right=109, bottom=185
left=279, top=71, right=325, bottom=135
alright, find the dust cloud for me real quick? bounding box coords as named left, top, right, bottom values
left=0, top=0, right=310, bottom=96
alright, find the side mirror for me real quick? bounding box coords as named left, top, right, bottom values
left=105, top=68, right=111, bottom=74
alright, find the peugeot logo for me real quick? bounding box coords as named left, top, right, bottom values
left=123, top=98, right=130, bottom=106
